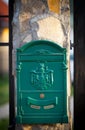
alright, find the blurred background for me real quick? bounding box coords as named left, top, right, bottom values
left=0, top=0, right=9, bottom=130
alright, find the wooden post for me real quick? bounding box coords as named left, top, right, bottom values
left=74, top=0, right=85, bottom=129
left=8, top=0, right=15, bottom=130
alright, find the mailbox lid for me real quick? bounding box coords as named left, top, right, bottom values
left=17, top=40, right=65, bottom=61
left=17, top=40, right=66, bottom=56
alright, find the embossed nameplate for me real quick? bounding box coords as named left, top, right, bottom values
left=30, top=104, right=55, bottom=110
left=44, top=104, right=55, bottom=109
left=30, top=105, right=41, bottom=109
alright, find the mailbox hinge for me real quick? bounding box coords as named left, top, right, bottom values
left=70, top=40, right=74, bottom=50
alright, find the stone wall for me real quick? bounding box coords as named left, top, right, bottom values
left=12, top=0, right=70, bottom=74
left=13, top=0, right=70, bottom=46
left=12, top=0, right=72, bottom=130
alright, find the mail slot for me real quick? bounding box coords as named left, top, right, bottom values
left=16, top=40, right=68, bottom=124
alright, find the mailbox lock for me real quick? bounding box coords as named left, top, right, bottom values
left=40, top=93, right=45, bottom=99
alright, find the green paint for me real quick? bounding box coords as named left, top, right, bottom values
left=16, top=40, right=68, bottom=124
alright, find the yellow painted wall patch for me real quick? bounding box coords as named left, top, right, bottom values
left=47, top=0, right=60, bottom=14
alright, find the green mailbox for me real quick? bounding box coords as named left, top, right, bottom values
left=16, top=40, right=68, bottom=124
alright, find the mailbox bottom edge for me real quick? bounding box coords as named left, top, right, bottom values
left=16, top=115, right=68, bottom=124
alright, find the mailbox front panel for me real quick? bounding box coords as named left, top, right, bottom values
left=16, top=40, right=68, bottom=124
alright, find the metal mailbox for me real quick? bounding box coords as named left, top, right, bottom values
left=16, top=40, right=68, bottom=124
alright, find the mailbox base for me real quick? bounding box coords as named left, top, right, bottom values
left=16, top=115, right=68, bottom=124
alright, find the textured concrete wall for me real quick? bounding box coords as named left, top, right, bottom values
left=12, top=0, right=70, bottom=73
left=13, top=0, right=70, bottom=47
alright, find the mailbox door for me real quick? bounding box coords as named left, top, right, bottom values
left=16, top=40, right=68, bottom=124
